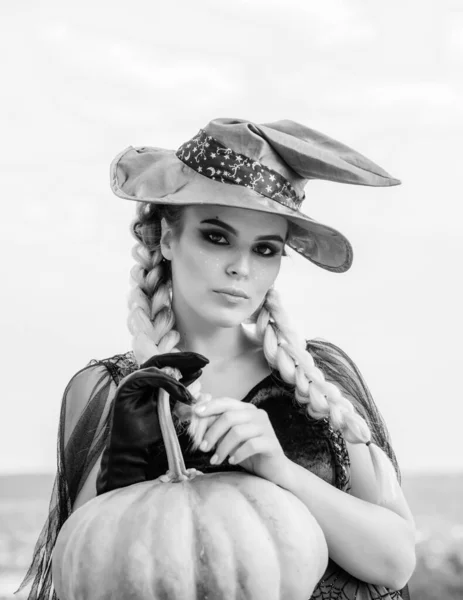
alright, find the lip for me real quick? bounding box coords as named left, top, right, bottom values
left=214, top=287, right=250, bottom=299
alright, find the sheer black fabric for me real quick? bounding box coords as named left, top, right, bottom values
left=306, top=340, right=402, bottom=482
left=15, top=354, right=136, bottom=600
left=16, top=342, right=410, bottom=600
left=306, top=341, right=410, bottom=599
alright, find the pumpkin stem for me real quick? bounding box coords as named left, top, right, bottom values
left=157, top=368, right=202, bottom=483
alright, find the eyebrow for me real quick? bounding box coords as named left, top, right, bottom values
left=200, top=218, right=286, bottom=244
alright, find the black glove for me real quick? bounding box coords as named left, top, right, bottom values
left=96, top=352, right=209, bottom=495
left=139, top=352, right=207, bottom=388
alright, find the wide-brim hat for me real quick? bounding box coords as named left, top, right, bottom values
left=110, top=118, right=400, bottom=273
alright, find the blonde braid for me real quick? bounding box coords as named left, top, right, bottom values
left=255, top=288, right=399, bottom=506
left=128, top=243, right=179, bottom=361
left=127, top=203, right=202, bottom=404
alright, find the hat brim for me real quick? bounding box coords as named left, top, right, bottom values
left=111, top=146, right=353, bottom=273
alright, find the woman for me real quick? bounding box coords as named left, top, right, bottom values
left=18, top=118, right=416, bottom=599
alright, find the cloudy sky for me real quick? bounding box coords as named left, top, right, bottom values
left=1, top=0, right=462, bottom=475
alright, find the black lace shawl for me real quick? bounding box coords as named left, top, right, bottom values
left=16, top=340, right=408, bottom=600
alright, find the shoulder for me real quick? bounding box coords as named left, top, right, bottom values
left=63, top=350, right=137, bottom=403
left=305, top=338, right=366, bottom=384
left=85, top=350, right=138, bottom=383
left=304, top=338, right=377, bottom=425
left=62, top=350, right=137, bottom=442
left=64, top=350, right=136, bottom=384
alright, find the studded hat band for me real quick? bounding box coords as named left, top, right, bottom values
left=176, top=129, right=304, bottom=211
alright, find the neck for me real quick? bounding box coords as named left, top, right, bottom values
left=172, top=302, right=254, bottom=365
left=177, top=321, right=252, bottom=364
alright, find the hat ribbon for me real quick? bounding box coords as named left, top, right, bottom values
left=176, top=129, right=303, bottom=211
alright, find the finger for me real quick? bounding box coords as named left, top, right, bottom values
left=211, top=423, right=263, bottom=465
left=191, top=414, right=219, bottom=450
left=229, top=436, right=275, bottom=465
left=199, top=410, right=257, bottom=453
left=194, top=397, right=257, bottom=417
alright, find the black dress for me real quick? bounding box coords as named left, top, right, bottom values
left=17, top=340, right=411, bottom=600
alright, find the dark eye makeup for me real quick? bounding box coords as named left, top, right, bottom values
left=199, top=229, right=283, bottom=257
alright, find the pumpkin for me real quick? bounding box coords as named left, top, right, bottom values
left=52, top=371, right=328, bottom=600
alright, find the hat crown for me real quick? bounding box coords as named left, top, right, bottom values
left=203, top=117, right=400, bottom=189
left=203, top=118, right=307, bottom=198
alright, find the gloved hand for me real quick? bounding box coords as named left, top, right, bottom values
left=96, top=352, right=209, bottom=495
left=139, top=352, right=207, bottom=388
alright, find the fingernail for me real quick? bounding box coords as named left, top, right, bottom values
left=195, top=404, right=206, bottom=414
left=210, top=454, right=218, bottom=465
left=199, top=440, right=208, bottom=452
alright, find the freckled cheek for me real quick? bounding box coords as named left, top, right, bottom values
left=177, top=247, right=222, bottom=286
left=189, top=248, right=223, bottom=275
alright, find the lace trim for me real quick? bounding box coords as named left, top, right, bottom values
left=88, top=350, right=138, bottom=385
left=311, top=563, right=407, bottom=599
left=325, top=424, right=351, bottom=493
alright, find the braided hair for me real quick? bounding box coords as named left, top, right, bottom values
left=128, top=202, right=201, bottom=401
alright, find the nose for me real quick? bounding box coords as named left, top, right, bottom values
left=226, top=250, right=250, bottom=278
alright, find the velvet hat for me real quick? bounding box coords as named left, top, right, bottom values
left=110, top=118, right=400, bottom=273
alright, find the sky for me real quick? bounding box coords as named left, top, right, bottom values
left=1, top=0, right=462, bottom=475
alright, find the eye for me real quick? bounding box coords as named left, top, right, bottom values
left=201, top=230, right=229, bottom=245
left=254, top=244, right=282, bottom=258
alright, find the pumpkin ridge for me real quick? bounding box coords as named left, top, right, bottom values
left=200, top=475, right=283, bottom=599
left=188, top=482, right=217, bottom=600
left=237, top=485, right=284, bottom=597
left=190, top=478, right=241, bottom=599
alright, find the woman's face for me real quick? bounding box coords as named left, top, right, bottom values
left=161, top=205, right=288, bottom=329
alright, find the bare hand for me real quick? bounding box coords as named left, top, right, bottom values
left=193, top=397, right=290, bottom=486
